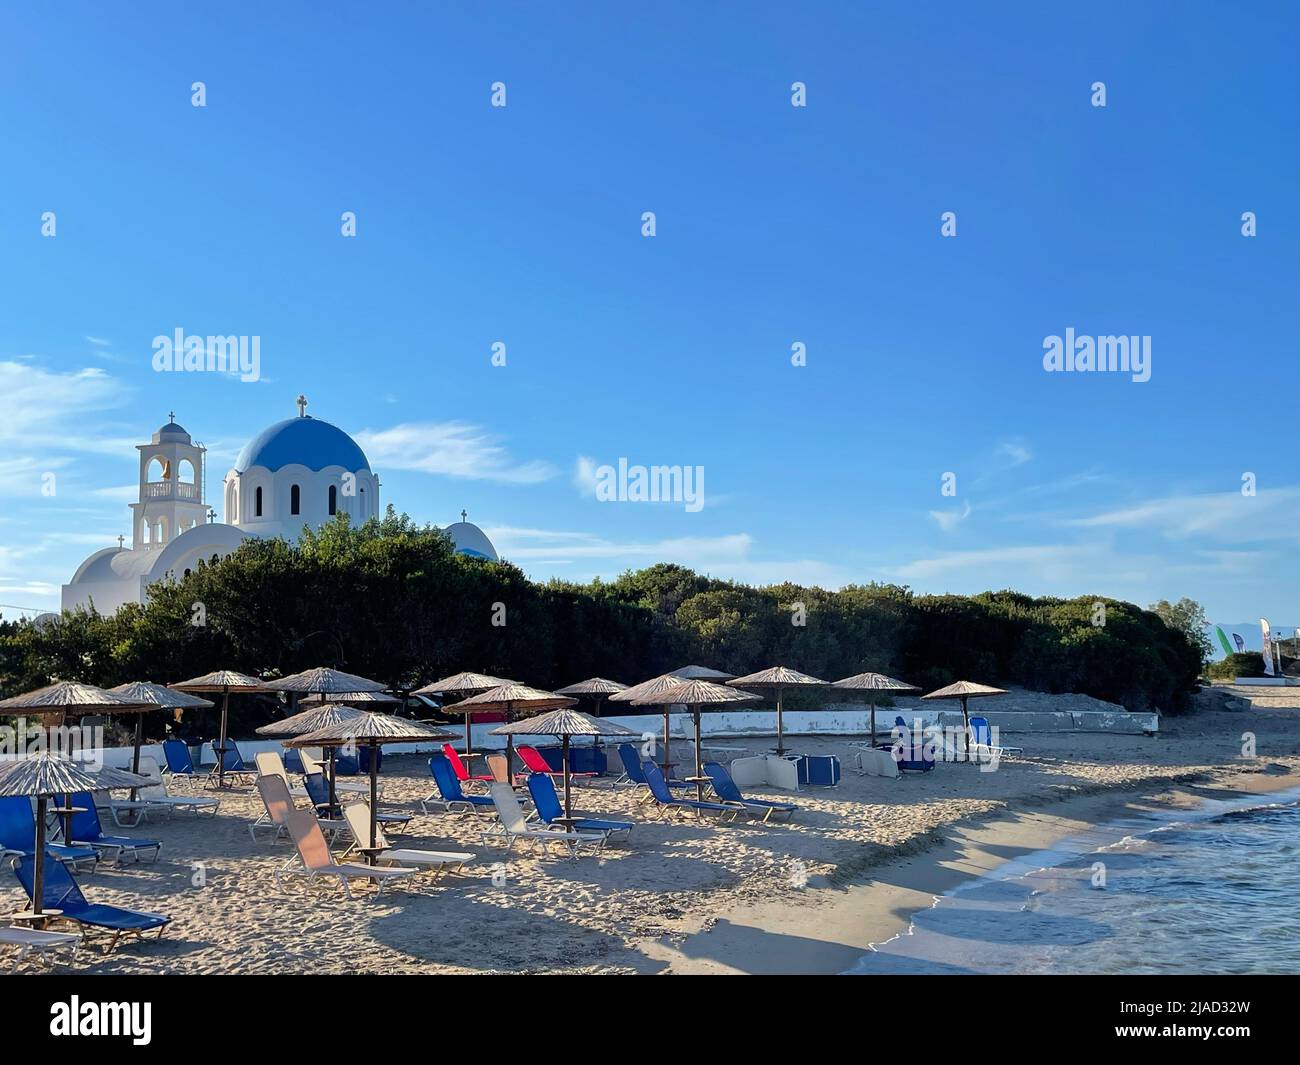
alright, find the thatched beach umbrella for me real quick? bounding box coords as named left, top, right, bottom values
left=632, top=679, right=760, bottom=802
left=728, top=666, right=828, bottom=755
left=288, top=714, right=453, bottom=863
left=301, top=689, right=399, bottom=707
left=554, top=677, right=627, bottom=717
left=413, top=672, right=516, bottom=762
left=107, top=682, right=213, bottom=812
left=832, top=672, right=921, bottom=747
left=492, top=710, right=637, bottom=827
left=263, top=668, right=391, bottom=807
left=670, top=664, right=735, bottom=681
left=608, top=673, right=692, bottom=775
left=171, top=671, right=270, bottom=788
left=256, top=702, right=369, bottom=738
left=0, top=681, right=152, bottom=836
left=455, top=683, right=576, bottom=777
left=921, top=680, right=1008, bottom=753
left=0, top=755, right=149, bottom=917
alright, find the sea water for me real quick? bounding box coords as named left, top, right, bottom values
left=849, top=785, right=1300, bottom=975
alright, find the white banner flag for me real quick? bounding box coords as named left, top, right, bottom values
left=1260, top=618, right=1275, bottom=676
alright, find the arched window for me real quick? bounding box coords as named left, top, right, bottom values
left=328, top=485, right=337, bottom=515
left=178, top=459, right=196, bottom=484
left=255, top=485, right=263, bottom=517
left=290, top=484, right=300, bottom=515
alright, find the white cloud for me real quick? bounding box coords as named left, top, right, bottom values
left=85, top=336, right=112, bottom=347
left=355, top=422, right=557, bottom=484
left=1067, top=487, right=1300, bottom=543
left=929, top=499, right=971, bottom=532
left=0, top=360, right=134, bottom=455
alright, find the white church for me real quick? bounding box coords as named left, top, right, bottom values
left=62, top=397, right=499, bottom=614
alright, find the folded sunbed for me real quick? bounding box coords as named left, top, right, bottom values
left=703, top=763, right=797, bottom=823
left=526, top=774, right=634, bottom=841
left=68, top=792, right=162, bottom=865
left=275, top=809, right=417, bottom=898
left=13, top=855, right=170, bottom=953
left=421, top=754, right=496, bottom=816
left=341, top=801, right=474, bottom=876
left=481, top=784, right=603, bottom=858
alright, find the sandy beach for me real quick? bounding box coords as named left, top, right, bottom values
left=6, top=691, right=1300, bottom=975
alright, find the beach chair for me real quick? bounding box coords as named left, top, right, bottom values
left=251, top=773, right=300, bottom=841
left=421, top=754, right=496, bottom=816
left=68, top=793, right=161, bottom=864
left=526, top=774, right=634, bottom=842
left=969, top=716, right=1023, bottom=758
left=161, top=738, right=201, bottom=787
left=0, top=925, right=81, bottom=967
left=443, top=743, right=493, bottom=786
left=302, top=773, right=411, bottom=834
left=0, top=797, right=98, bottom=874
left=613, top=744, right=690, bottom=797
left=118, top=757, right=220, bottom=821
left=702, top=763, right=798, bottom=823
left=274, top=809, right=417, bottom=898
left=517, top=744, right=598, bottom=783
left=481, top=784, right=603, bottom=858
left=300, top=749, right=372, bottom=795
left=208, top=740, right=259, bottom=786
left=254, top=751, right=309, bottom=798
left=641, top=762, right=739, bottom=821
left=892, top=716, right=936, bottom=773
left=341, top=800, right=475, bottom=876
left=13, top=854, right=169, bottom=952
left=485, top=753, right=511, bottom=784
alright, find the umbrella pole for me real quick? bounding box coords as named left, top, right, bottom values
left=217, top=689, right=230, bottom=788
left=661, top=708, right=672, bottom=776
left=693, top=707, right=704, bottom=803
left=62, top=791, right=74, bottom=845
left=774, top=686, right=785, bottom=755
left=505, top=737, right=515, bottom=785
left=562, top=734, right=573, bottom=826
left=33, top=795, right=47, bottom=917
left=127, top=714, right=145, bottom=818
left=961, top=696, right=970, bottom=762
left=328, top=747, right=338, bottom=814
left=369, top=741, right=379, bottom=867
left=870, top=697, right=877, bottom=747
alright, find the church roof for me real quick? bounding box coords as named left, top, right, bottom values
left=234, top=416, right=370, bottom=474
left=153, top=420, right=191, bottom=444
left=444, top=521, right=498, bottom=561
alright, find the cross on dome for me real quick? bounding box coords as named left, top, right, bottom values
left=461, top=509, right=467, bottom=522
left=296, top=394, right=308, bottom=418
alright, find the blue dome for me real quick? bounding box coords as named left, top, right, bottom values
left=234, top=416, right=370, bottom=473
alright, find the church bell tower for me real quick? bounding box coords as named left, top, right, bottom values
left=129, top=414, right=210, bottom=549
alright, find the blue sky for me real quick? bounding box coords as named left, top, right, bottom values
left=1, top=2, right=1297, bottom=624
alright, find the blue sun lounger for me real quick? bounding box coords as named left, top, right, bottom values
left=614, top=744, right=691, bottom=792
left=68, top=793, right=161, bottom=865
left=0, top=797, right=98, bottom=874
left=702, top=763, right=798, bottom=823
left=969, top=716, right=1023, bottom=757
left=14, top=854, right=170, bottom=952
left=209, top=740, right=258, bottom=784
left=642, top=762, right=739, bottom=821
left=526, top=774, right=634, bottom=841
left=421, top=754, right=496, bottom=816
left=162, top=738, right=201, bottom=785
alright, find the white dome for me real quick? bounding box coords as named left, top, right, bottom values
left=444, top=521, right=498, bottom=561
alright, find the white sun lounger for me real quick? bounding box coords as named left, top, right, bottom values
left=481, top=784, right=603, bottom=859
left=275, top=809, right=417, bottom=898
left=1, top=925, right=81, bottom=967
left=251, top=774, right=343, bottom=843
left=341, top=801, right=474, bottom=876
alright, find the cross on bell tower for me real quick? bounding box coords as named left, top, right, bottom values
left=296, top=394, right=308, bottom=418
